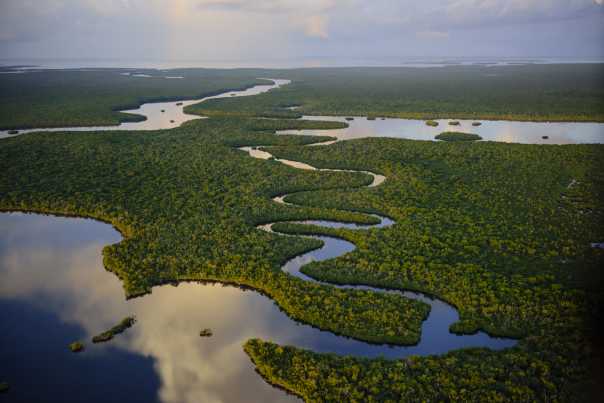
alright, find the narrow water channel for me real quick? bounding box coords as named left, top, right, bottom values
left=2, top=77, right=561, bottom=403
left=0, top=78, right=290, bottom=138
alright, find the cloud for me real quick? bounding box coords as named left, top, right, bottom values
left=304, top=15, right=329, bottom=38
left=0, top=0, right=602, bottom=61
left=196, top=0, right=337, bottom=14
left=445, top=0, right=604, bottom=27
left=416, top=30, right=450, bottom=40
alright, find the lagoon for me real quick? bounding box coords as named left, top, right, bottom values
left=278, top=115, right=604, bottom=145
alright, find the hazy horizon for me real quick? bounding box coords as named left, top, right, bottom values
left=1, top=55, right=603, bottom=70
left=1, top=1, right=603, bottom=68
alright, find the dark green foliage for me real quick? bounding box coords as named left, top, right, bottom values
left=436, top=131, right=483, bottom=141
left=69, top=341, right=85, bottom=352
left=425, top=120, right=439, bottom=127
left=92, top=316, right=136, bottom=343
left=0, top=69, right=267, bottom=129
left=253, top=136, right=604, bottom=400
left=187, top=64, right=604, bottom=122
left=4, top=65, right=603, bottom=131
left=0, top=118, right=428, bottom=345
left=244, top=338, right=593, bottom=402
left=2, top=69, right=603, bottom=399
left=449, top=121, right=461, bottom=126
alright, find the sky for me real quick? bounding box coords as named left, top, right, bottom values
left=0, top=0, right=603, bottom=67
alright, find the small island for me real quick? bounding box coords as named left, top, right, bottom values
left=69, top=341, right=85, bottom=353
left=7, top=130, right=19, bottom=135
left=435, top=131, right=482, bottom=141
left=425, top=120, right=438, bottom=127
left=345, top=117, right=354, bottom=121
left=176, top=102, right=183, bottom=106
left=542, top=135, right=549, bottom=139
left=448, top=121, right=461, bottom=126
left=472, top=122, right=482, bottom=126
left=92, top=316, right=136, bottom=343
left=200, top=328, right=213, bottom=337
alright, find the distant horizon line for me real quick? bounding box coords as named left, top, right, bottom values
left=1, top=56, right=603, bottom=71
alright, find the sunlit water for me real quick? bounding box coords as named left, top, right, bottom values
left=0, top=79, right=290, bottom=138
left=0, top=207, right=515, bottom=403
left=278, top=116, right=604, bottom=144
left=5, top=75, right=584, bottom=402
left=1, top=135, right=517, bottom=402
left=241, top=144, right=514, bottom=364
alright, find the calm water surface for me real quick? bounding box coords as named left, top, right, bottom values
left=2, top=131, right=516, bottom=402
left=4, top=75, right=578, bottom=403
left=0, top=211, right=515, bottom=403
left=0, top=79, right=290, bottom=138
left=279, top=116, right=604, bottom=144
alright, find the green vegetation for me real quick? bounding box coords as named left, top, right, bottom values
left=3, top=65, right=603, bottom=131
left=92, top=316, right=136, bottom=343
left=0, top=382, right=8, bottom=393
left=69, top=341, right=85, bottom=353
left=0, top=69, right=266, bottom=129
left=245, top=338, right=593, bottom=402
left=2, top=68, right=603, bottom=400
left=187, top=64, right=604, bottom=122
left=449, top=121, right=461, bottom=126
left=200, top=328, right=213, bottom=337
left=425, top=120, right=439, bottom=127
left=435, top=131, right=483, bottom=141
left=255, top=136, right=603, bottom=400
left=0, top=118, right=429, bottom=345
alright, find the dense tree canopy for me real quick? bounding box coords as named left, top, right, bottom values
left=187, top=64, right=604, bottom=122
left=1, top=69, right=603, bottom=401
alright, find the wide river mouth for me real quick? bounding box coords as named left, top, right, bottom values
left=1, top=78, right=594, bottom=402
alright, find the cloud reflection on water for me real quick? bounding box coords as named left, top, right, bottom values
left=0, top=212, right=298, bottom=403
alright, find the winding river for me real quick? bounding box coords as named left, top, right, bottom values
left=1, top=77, right=597, bottom=402
left=0, top=79, right=290, bottom=138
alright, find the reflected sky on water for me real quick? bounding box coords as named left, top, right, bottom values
left=0, top=79, right=290, bottom=138
left=1, top=211, right=516, bottom=402
left=279, top=116, right=604, bottom=144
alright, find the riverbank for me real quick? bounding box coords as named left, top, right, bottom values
left=2, top=65, right=603, bottom=133
left=1, top=70, right=602, bottom=401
